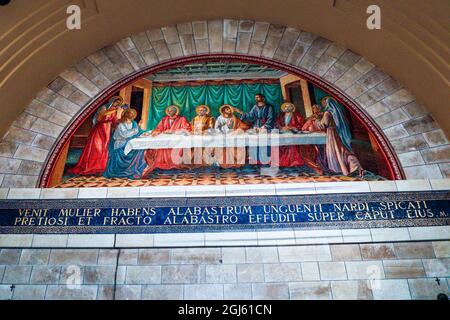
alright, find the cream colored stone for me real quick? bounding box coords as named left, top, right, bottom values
left=274, top=182, right=316, bottom=195
left=264, top=263, right=301, bottom=282
left=331, top=280, right=373, bottom=300
left=32, top=235, right=68, bottom=248
left=7, top=188, right=41, bottom=199
left=204, top=232, right=257, bottom=246
left=408, top=226, right=450, bottom=240
left=257, top=230, right=296, bottom=246
left=360, top=244, right=396, bottom=260
left=371, top=279, right=411, bottom=300
left=0, top=235, right=33, bottom=248
left=184, top=284, right=224, bottom=300
left=225, top=184, right=276, bottom=196
left=205, top=264, right=237, bottom=283
left=138, top=249, right=170, bottom=265
left=430, top=178, right=450, bottom=190
left=46, top=285, right=98, bottom=300
left=67, top=235, right=115, bottom=248
left=78, top=188, right=107, bottom=198
left=295, top=229, right=343, bottom=244
left=154, top=233, right=204, bottom=247
left=40, top=188, right=79, bottom=199
left=408, top=278, right=450, bottom=300
left=237, top=264, right=264, bottom=283
left=115, top=285, right=142, bottom=300
left=224, top=284, right=252, bottom=300
left=341, top=229, right=372, bottom=243
left=142, top=285, right=183, bottom=300
left=319, top=262, right=347, bottom=280
left=345, top=261, right=385, bottom=280
left=432, top=241, right=450, bottom=258
left=330, top=244, right=362, bottom=261
left=252, top=283, right=289, bottom=300
left=301, top=262, right=320, bottom=281
left=368, top=181, right=397, bottom=192
left=49, top=249, right=98, bottom=265
left=139, top=185, right=186, bottom=198
left=126, top=266, right=162, bottom=284
left=107, top=187, right=140, bottom=198
left=396, top=179, right=432, bottom=191
left=370, top=228, right=410, bottom=242
left=13, top=145, right=48, bottom=162
left=245, top=247, right=278, bottom=263
left=383, top=259, right=425, bottom=278
left=222, top=248, right=246, bottom=263
left=314, top=181, right=370, bottom=194
left=278, top=245, right=331, bottom=262
left=116, top=235, right=154, bottom=248
left=13, top=285, right=46, bottom=300
left=289, top=282, right=332, bottom=300
left=161, top=265, right=203, bottom=284
left=171, top=248, right=221, bottom=264
left=422, top=259, right=449, bottom=277
left=394, top=242, right=435, bottom=258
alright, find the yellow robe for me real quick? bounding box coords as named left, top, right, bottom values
left=190, top=115, right=216, bottom=166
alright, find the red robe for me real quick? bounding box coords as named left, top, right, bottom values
left=68, top=109, right=119, bottom=175
left=143, top=115, right=191, bottom=175
left=275, top=112, right=305, bottom=167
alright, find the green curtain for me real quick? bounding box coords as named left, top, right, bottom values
left=147, top=83, right=283, bottom=129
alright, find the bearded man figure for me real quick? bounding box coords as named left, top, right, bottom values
left=143, top=106, right=191, bottom=176
left=191, top=105, right=215, bottom=166
left=214, top=105, right=249, bottom=168
left=274, top=102, right=306, bottom=167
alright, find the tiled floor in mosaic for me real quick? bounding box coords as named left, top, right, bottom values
left=55, top=166, right=385, bottom=188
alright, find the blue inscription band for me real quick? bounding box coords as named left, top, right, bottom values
left=0, top=191, right=449, bottom=234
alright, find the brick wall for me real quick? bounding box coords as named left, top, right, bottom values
left=0, top=241, right=448, bottom=300
left=0, top=19, right=449, bottom=187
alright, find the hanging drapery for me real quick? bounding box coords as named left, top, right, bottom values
left=147, top=83, right=283, bottom=129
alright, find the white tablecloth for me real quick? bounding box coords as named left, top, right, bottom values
left=124, top=132, right=326, bottom=155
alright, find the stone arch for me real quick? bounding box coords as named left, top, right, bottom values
left=0, top=19, right=448, bottom=188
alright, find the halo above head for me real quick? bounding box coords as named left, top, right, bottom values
left=124, top=108, right=138, bottom=120
left=165, top=105, right=180, bottom=116
left=280, top=102, right=295, bottom=112
left=109, top=95, right=124, bottom=105
left=196, top=105, right=211, bottom=115
left=219, top=104, right=234, bottom=115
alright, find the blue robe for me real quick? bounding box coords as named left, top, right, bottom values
left=238, top=104, right=275, bottom=130
left=238, top=104, right=275, bottom=164
left=104, top=120, right=147, bottom=179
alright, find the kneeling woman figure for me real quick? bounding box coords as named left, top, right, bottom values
left=104, top=108, right=147, bottom=179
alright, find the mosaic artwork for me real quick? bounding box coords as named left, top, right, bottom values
left=48, top=61, right=395, bottom=188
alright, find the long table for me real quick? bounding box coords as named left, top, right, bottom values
left=124, top=132, right=327, bottom=155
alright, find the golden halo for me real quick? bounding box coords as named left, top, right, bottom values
left=124, top=108, right=138, bottom=120
left=196, top=105, right=210, bottom=115
left=109, top=95, right=124, bottom=105
left=281, top=102, right=295, bottom=112
left=165, top=105, right=180, bottom=116
left=219, top=104, right=234, bottom=115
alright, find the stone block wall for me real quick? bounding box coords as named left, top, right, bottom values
left=0, top=19, right=449, bottom=187
left=0, top=241, right=448, bottom=300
